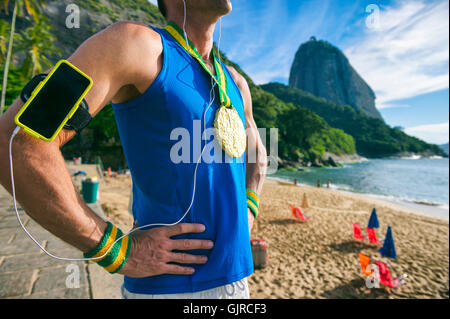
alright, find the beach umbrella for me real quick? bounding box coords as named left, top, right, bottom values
left=379, top=225, right=397, bottom=259
left=368, top=208, right=380, bottom=229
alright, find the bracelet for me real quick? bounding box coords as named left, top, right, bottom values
left=246, top=188, right=260, bottom=219
left=83, top=222, right=132, bottom=274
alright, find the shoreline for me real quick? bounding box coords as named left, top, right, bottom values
left=94, top=171, right=449, bottom=298
left=266, top=175, right=449, bottom=221
left=254, top=178, right=449, bottom=298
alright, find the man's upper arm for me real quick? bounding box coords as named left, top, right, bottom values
left=0, top=21, right=162, bottom=146
left=55, top=22, right=162, bottom=144
left=58, top=22, right=160, bottom=138
left=227, top=67, right=266, bottom=193
left=227, top=66, right=255, bottom=129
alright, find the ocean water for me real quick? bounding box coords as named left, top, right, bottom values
left=271, top=157, right=449, bottom=219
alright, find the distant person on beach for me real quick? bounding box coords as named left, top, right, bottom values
left=0, top=0, right=267, bottom=299
left=326, top=180, right=331, bottom=189
left=317, top=180, right=321, bottom=188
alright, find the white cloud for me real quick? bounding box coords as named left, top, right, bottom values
left=404, top=122, right=449, bottom=144
left=345, top=0, right=449, bottom=109
left=222, top=0, right=335, bottom=85
left=378, top=103, right=410, bottom=109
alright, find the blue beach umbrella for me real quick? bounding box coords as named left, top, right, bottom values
left=368, top=208, right=380, bottom=229
left=379, top=225, right=397, bottom=259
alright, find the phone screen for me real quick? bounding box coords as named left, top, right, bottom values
left=18, top=62, right=92, bottom=140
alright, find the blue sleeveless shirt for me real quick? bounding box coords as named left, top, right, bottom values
left=111, top=26, right=253, bottom=294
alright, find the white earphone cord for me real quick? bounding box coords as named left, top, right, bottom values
left=8, top=1, right=222, bottom=262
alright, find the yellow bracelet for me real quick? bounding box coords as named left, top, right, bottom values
left=83, top=222, right=132, bottom=274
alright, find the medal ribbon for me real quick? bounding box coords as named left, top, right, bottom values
left=164, top=21, right=232, bottom=108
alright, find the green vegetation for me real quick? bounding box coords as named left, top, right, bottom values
left=0, top=0, right=165, bottom=169
left=0, top=0, right=46, bottom=114
left=276, top=103, right=356, bottom=163
left=0, top=15, right=59, bottom=110
left=0, top=20, right=11, bottom=64
left=262, top=82, right=446, bottom=158
left=216, top=50, right=356, bottom=164
left=62, top=103, right=127, bottom=170
left=0, top=65, right=27, bottom=106
left=16, top=20, right=61, bottom=78
left=79, top=0, right=165, bottom=26
left=2, top=0, right=441, bottom=171
left=65, top=47, right=359, bottom=168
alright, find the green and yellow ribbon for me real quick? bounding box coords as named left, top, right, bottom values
left=164, top=21, right=232, bottom=108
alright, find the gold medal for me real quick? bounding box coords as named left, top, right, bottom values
left=214, top=106, right=247, bottom=158
left=165, top=22, right=246, bottom=158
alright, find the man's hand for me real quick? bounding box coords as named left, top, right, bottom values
left=119, top=223, right=214, bottom=278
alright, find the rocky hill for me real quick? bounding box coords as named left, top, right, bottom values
left=10, top=0, right=165, bottom=60
left=262, top=82, right=447, bottom=158
left=1, top=1, right=358, bottom=169
left=289, top=37, right=383, bottom=120
left=4, top=2, right=442, bottom=168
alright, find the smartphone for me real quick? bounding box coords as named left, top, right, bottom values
left=14, top=60, right=93, bottom=142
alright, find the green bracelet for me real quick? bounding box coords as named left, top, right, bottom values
left=83, top=221, right=132, bottom=274
left=246, top=188, right=260, bottom=219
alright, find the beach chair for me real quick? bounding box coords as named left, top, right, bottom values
left=374, top=260, right=407, bottom=292
left=352, top=223, right=365, bottom=241
left=289, top=205, right=309, bottom=222
left=366, top=227, right=383, bottom=245
left=358, top=252, right=374, bottom=276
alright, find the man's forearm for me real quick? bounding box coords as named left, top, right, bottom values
left=245, top=127, right=267, bottom=232
left=0, top=98, right=106, bottom=253
left=246, top=130, right=267, bottom=194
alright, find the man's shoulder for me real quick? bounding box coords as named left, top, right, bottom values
left=226, top=65, right=251, bottom=99
left=225, top=65, right=248, bottom=90
left=95, top=21, right=162, bottom=60
left=90, top=22, right=164, bottom=99
left=101, top=21, right=164, bottom=75
left=105, top=21, right=162, bottom=44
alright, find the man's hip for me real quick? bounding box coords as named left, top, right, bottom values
left=121, top=277, right=250, bottom=299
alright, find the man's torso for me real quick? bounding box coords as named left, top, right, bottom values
left=111, top=25, right=254, bottom=294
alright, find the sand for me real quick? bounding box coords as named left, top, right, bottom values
left=95, top=173, right=449, bottom=299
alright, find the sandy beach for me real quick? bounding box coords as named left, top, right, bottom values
left=96, top=174, right=449, bottom=299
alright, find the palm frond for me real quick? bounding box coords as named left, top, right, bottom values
left=24, top=0, right=40, bottom=22
left=1, top=0, right=11, bottom=14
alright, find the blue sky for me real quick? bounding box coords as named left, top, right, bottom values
left=149, top=0, right=449, bottom=145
